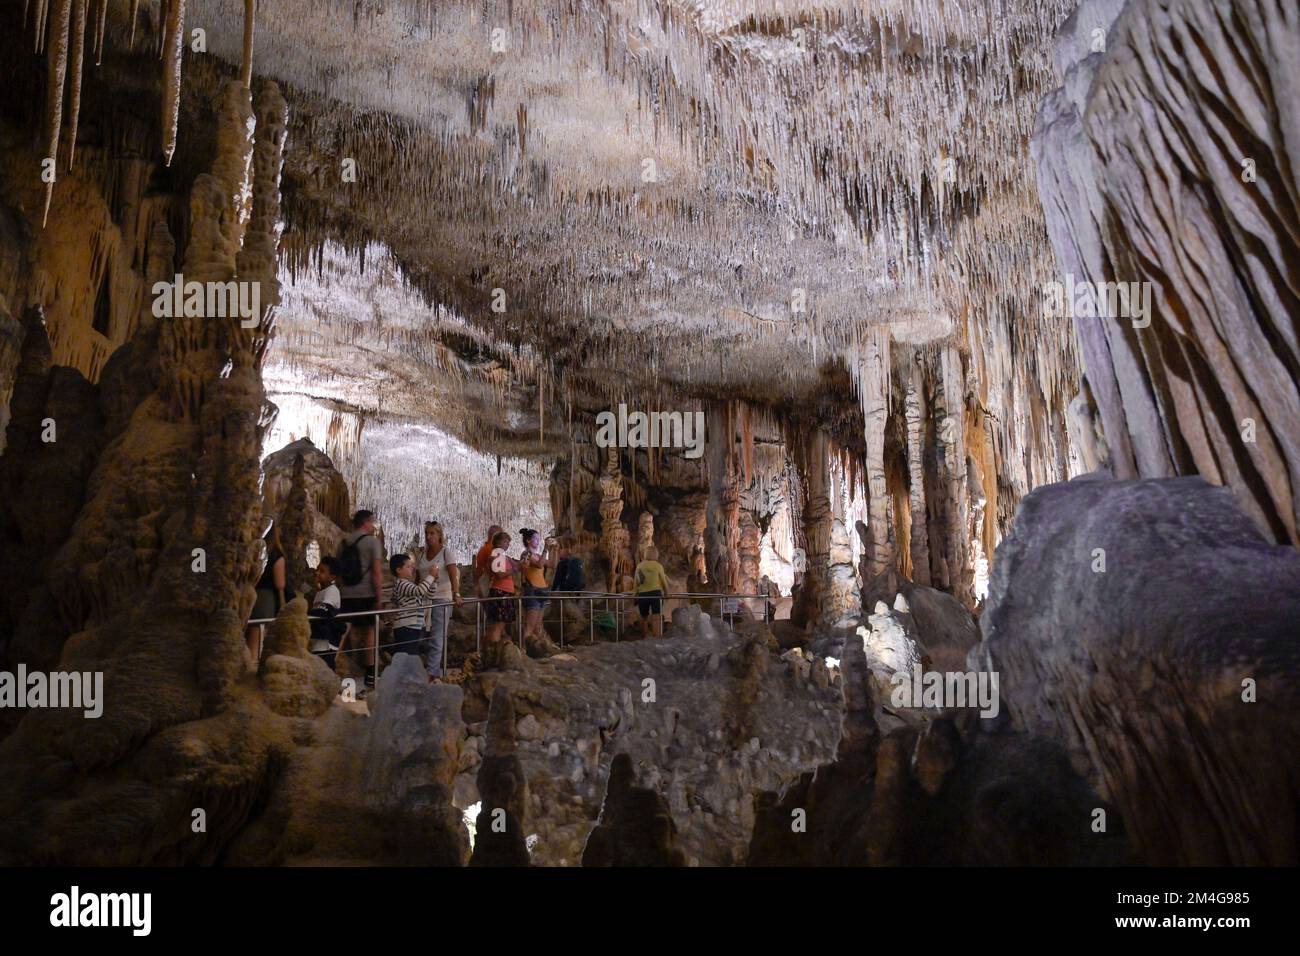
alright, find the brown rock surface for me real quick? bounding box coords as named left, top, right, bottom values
left=978, top=475, right=1300, bottom=865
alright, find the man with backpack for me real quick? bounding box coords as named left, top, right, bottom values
left=337, top=509, right=385, bottom=691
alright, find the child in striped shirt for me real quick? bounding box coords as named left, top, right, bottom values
left=388, top=554, right=438, bottom=658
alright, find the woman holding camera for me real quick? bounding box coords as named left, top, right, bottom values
left=519, top=528, right=557, bottom=646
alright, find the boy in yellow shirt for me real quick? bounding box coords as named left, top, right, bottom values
left=633, top=547, right=670, bottom=638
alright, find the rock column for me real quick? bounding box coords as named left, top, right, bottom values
left=857, top=328, right=892, bottom=578
left=598, top=445, right=624, bottom=592
left=904, top=361, right=931, bottom=587
left=792, top=428, right=831, bottom=628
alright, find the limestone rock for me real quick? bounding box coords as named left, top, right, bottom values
left=748, top=637, right=1127, bottom=866
left=858, top=604, right=922, bottom=715
left=261, top=436, right=350, bottom=549
left=670, top=603, right=702, bottom=636
left=582, top=753, right=687, bottom=867
left=980, top=476, right=1300, bottom=865
left=457, top=626, right=840, bottom=866
left=896, top=582, right=981, bottom=674
left=470, top=687, right=531, bottom=867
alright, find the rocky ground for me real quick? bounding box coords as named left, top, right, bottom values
left=332, top=606, right=842, bottom=866
left=454, top=612, right=842, bottom=866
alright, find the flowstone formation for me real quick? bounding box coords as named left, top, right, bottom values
left=0, top=72, right=290, bottom=862
left=227, top=649, right=469, bottom=867
left=0, top=39, right=473, bottom=865
left=1034, top=0, right=1300, bottom=544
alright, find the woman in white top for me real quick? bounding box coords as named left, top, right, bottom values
left=415, top=520, right=461, bottom=680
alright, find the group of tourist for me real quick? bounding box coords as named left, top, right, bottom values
left=247, top=508, right=682, bottom=688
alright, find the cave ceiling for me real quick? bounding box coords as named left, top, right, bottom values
left=2, top=0, right=1079, bottom=461
left=151, top=0, right=1071, bottom=453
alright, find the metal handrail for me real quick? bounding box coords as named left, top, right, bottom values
left=251, top=589, right=775, bottom=677
left=246, top=590, right=771, bottom=626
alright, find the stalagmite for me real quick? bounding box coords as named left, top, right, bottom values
left=278, top=451, right=313, bottom=601
left=598, top=446, right=624, bottom=592
left=34, top=0, right=48, bottom=53
left=236, top=81, right=288, bottom=353
left=721, top=460, right=741, bottom=594
left=737, top=512, right=761, bottom=599
left=904, top=361, right=931, bottom=587
left=214, top=82, right=257, bottom=253
left=635, top=510, right=654, bottom=565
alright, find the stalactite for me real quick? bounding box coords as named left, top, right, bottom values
left=66, top=0, right=87, bottom=168
left=39, top=0, right=72, bottom=227
left=6, top=0, right=1091, bottom=588
left=91, top=0, right=106, bottom=65
left=240, top=0, right=255, bottom=89
left=740, top=402, right=753, bottom=488
left=160, top=0, right=186, bottom=168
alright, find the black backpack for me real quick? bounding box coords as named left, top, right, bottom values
left=338, top=534, right=371, bottom=587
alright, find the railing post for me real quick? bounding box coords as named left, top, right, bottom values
left=615, top=596, right=620, bottom=643
left=374, top=611, right=381, bottom=679
left=559, top=596, right=565, bottom=648
left=258, top=623, right=265, bottom=664
left=589, top=596, right=594, bottom=645
left=517, top=596, right=523, bottom=650
left=476, top=601, right=481, bottom=655
left=441, top=603, right=448, bottom=676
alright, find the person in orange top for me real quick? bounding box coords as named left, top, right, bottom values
left=474, top=524, right=503, bottom=598
left=483, top=530, right=517, bottom=665
left=518, top=528, right=557, bottom=645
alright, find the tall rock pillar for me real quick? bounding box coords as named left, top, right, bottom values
left=904, top=361, right=931, bottom=587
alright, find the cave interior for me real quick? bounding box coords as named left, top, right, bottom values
left=0, top=0, right=1296, bottom=869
